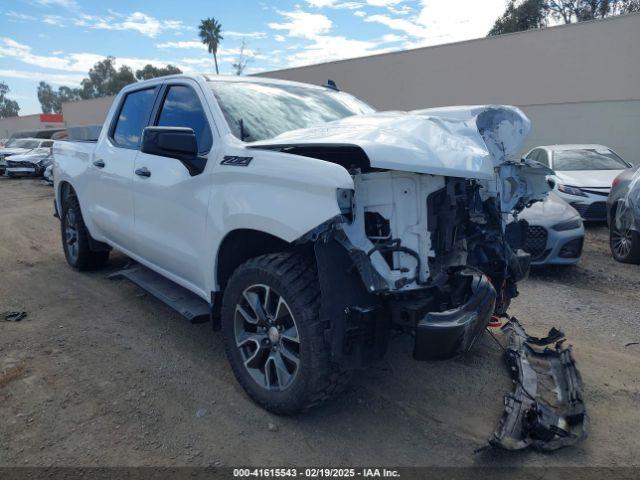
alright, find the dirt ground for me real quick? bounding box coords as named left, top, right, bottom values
left=0, top=177, right=639, bottom=468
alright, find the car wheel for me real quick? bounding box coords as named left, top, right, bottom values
left=60, top=196, right=110, bottom=270
left=610, top=221, right=640, bottom=264
left=221, top=252, right=351, bottom=414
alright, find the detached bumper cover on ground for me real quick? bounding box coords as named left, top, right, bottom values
left=490, top=318, right=587, bottom=451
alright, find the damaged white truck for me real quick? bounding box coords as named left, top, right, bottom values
left=53, top=75, right=586, bottom=450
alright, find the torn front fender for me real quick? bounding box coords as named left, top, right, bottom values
left=490, top=319, right=588, bottom=451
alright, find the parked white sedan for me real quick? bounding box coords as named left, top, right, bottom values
left=524, top=144, right=631, bottom=221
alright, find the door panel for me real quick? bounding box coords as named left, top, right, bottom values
left=133, top=152, right=213, bottom=292
left=133, top=83, right=216, bottom=294
left=86, top=141, right=136, bottom=247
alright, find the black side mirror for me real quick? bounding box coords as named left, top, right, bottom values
left=141, top=127, right=206, bottom=175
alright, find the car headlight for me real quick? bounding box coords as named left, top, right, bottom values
left=552, top=218, right=583, bottom=231
left=557, top=183, right=587, bottom=197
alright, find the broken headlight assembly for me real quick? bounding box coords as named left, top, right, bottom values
left=557, top=183, right=587, bottom=197
left=552, top=218, right=582, bottom=231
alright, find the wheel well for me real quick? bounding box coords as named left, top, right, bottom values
left=215, top=229, right=292, bottom=291
left=58, top=181, right=76, bottom=210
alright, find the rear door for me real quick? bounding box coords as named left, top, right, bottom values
left=132, top=81, right=217, bottom=296
left=87, top=87, right=159, bottom=249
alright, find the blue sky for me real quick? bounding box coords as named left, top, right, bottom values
left=1, top=0, right=508, bottom=115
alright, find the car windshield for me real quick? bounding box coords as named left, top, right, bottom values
left=553, top=148, right=628, bottom=171
left=208, top=81, right=375, bottom=142
left=5, top=139, right=40, bottom=149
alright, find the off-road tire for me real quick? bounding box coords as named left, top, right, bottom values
left=60, top=195, right=110, bottom=270
left=609, top=223, right=640, bottom=264
left=221, top=252, right=351, bottom=414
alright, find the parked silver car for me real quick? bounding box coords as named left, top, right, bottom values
left=524, top=144, right=631, bottom=221
left=516, top=192, right=584, bottom=266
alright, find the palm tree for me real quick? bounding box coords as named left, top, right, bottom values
left=198, top=18, right=224, bottom=75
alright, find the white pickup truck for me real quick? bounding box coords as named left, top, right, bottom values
left=53, top=75, right=586, bottom=448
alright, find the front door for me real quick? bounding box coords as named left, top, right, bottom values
left=133, top=82, right=216, bottom=296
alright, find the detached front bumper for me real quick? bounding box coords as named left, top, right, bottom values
left=490, top=318, right=587, bottom=451
left=414, top=274, right=496, bottom=360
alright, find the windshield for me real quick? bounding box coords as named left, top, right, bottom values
left=5, top=139, right=40, bottom=149
left=209, top=81, right=375, bottom=142
left=553, top=148, right=628, bottom=171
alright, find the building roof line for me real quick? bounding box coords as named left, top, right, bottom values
left=255, top=12, right=640, bottom=76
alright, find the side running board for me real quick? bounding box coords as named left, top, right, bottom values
left=108, top=263, right=210, bottom=324
left=489, top=318, right=587, bottom=451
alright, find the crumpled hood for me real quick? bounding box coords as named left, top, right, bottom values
left=554, top=170, right=623, bottom=189
left=248, top=105, right=531, bottom=180
left=6, top=150, right=50, bottom=164
left=0, top=147, right=29, bottom=156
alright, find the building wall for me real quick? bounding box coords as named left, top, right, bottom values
left=61, top=95, right=115, bottom=127
left=521, top=100, right=640, bottom=162
left=258, top=14, right=640, bottom=162
left=0, top=114, right=64, bottom=139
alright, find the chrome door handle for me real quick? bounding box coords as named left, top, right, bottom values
left=93, top=159, right=105, bottom=168
left=135, top=167, right=151, bottom=178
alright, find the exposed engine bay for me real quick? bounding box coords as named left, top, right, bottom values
left=256, top=104, right=587, bottom=451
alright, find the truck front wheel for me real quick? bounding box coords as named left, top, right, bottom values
left=221, top=252, right=351, bottom=414
left=60, top=196, right=109, bottom=270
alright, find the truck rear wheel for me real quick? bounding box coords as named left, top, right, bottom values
left=60, top=196, right=109, bottom=270
left=221, top=252, right=351, bottom=414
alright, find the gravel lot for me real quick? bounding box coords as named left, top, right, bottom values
left=1, top=178, right=639, bottom=468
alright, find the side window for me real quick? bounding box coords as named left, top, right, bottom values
left=41, top=140, right=53, bottom=148
left=526, top=149, right=540, bottom=162
left=112, top=88, right=156, bottom=149
left=157, top=85, right=213, bottom=154
left=537, top=150, right=550, bottom=167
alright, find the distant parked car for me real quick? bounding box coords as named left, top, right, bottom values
left=515, top=192, right=584, bottom=266
left=0, top=138, right=54, bottom=175
left=607, top=164, right=640, bottom=264
left=524, top=144, right=632, bottom=221
left=4, top=147, right=53, bottom=178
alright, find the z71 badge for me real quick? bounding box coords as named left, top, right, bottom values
left=221, top=156, right=253, bottom=166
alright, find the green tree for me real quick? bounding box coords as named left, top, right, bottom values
left=0, top=82, right=20, bottom=118
left=489, top=0, right=640, bottom=35
left=79, top=56, right=136, bottom=99
left=135, top=64, right=182, bottom=81
left=37, top=81, right=60, bottom=114
left=489, top=0, right=546, bottom=35
left=199, top=17, right=224, bottom=74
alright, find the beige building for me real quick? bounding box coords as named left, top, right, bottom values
left=260, top=13, right=640, bottom=162
left=48, top=13, right=640, bottom=162
left=0, top=113, right=65, bottom=139
left=61, top=95, right=115, bottom=128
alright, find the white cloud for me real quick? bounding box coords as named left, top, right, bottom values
left=274, top=35, right=286, bottom=42
left=0, top=37, right=211, bottom=83
left=354, top=10, right=367, bottom=17
left=73, top=11, right=185, bottom=38
left=284, top=35, right=394, bottom=67
left=365, top=0, right=404, bottom=6
left=43, top=15, right=65, bottom=26
left=225, top=31, right=267, bottom=39
left=6, top=11, right=37, bottom=21
left=366, top=0, right=507, bottom=48
left=157, top=41, right=205, bottom=50
left=0, top=69, right=84, bottom=86
left=33, top=0, right=78, bottom=8
left=268, top=11, right=333, bottom=38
